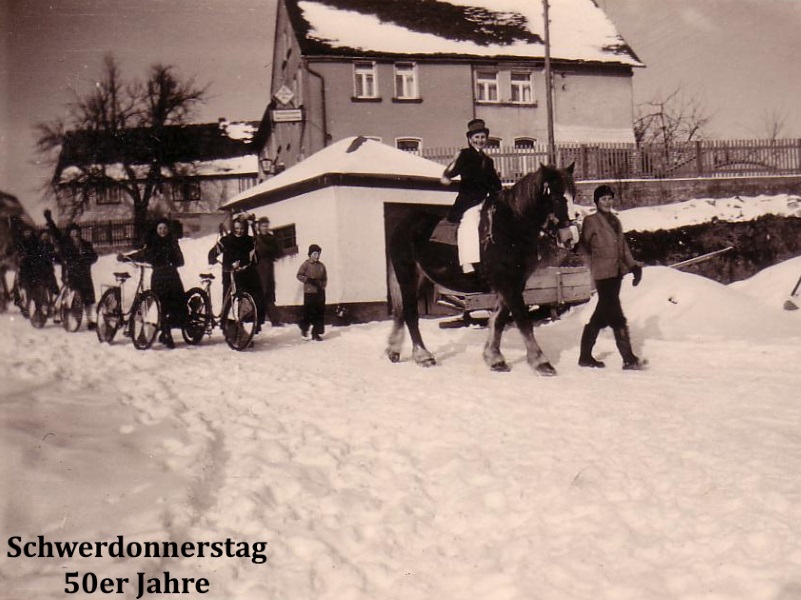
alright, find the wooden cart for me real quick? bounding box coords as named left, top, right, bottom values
left=436, top=265, right=593, bottom=327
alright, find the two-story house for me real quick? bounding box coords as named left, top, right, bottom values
left=260, top=0, right=643, bottom=177
left=53, top=119, right=260, bottom=243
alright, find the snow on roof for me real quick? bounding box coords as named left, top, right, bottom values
left=290, top=0, right=642, bottom=66
left=223, top=136, right=450, bottom=209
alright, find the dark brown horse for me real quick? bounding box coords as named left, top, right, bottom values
left=386, top=163, right=575, bottom=375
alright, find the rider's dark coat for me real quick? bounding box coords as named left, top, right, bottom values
left=444, top=146, right=502, bottom=222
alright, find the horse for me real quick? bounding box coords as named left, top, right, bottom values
left=385, top=163, right=576, bottom=376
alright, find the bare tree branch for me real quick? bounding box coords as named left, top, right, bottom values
left=33, top=54, right=208, bottom=241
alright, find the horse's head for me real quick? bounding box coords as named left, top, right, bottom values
left=511, top=162, right=575, bottom=235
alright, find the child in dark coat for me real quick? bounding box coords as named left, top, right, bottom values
left=296, top=244, right=327, bottom=341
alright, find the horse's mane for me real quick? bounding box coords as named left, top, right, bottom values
left=498, top=167, right=547, bottom=219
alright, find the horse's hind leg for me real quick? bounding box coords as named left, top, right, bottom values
left=385, top=259, right=435, bottom=366
left=386, top=314, right=405, bottom=363
left=483, top=300, right=513, bottom=372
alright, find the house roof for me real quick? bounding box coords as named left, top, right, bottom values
left=223, top=136, right=456, bottom=211
left=285, top=0, right=643, bottom=67
left=56, top=121, right=259, bottom=181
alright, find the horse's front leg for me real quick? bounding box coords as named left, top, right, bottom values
left=505, top=292, right=557, bottom=376
left=483, top=300, right=513, bottom=372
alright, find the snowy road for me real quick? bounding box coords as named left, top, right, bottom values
left=3, top=260, right=801, bottom=600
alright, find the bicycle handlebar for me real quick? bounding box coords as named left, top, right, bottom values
left=116, top=256, right=154, bottom=269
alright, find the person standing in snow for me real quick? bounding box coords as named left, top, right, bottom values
left=578, top=185, right=645, bottom=370
left=122, top=220, right=186, bottom=349
left=440, top=118, right=503, bottom=272
left=296, top=244, right=327, bottom=341
left=252, top=216, right=283, bottom=327
left=208, top=214, right=264, bottom=333
left=44, top=210, right=98, bottom=328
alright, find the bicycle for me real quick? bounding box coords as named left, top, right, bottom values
left=27, top=278, right=84, bottom=331
left=95, top=258, right=162, bottom=350
left=181, top=261, right=259, bottom=351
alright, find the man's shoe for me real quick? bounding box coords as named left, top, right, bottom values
left=87, top=321, right=97, bottom=331
left=578, top=356, right=605, bottom=368
left=299, top=326, right=309, bottom=338
left=311, top=334, right=323, bottom=342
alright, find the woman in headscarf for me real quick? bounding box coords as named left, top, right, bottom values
left=125, top=220, right=186, bottom=348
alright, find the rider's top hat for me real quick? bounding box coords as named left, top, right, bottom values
left=466, top=118, right=490, bottom=138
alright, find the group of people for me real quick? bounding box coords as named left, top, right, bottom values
left=5, top=209, right=98, bottom=327
left=6, top=117, right=644, bottom=366
left=5, top=208, right=328, bottom=350
left=125, top=212, right=327, bottom=348
left=444, top=118, right=646, bottom=370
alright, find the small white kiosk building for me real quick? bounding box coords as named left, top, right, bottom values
left=223, top=137, right=458, bottom=321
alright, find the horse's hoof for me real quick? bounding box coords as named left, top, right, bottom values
left=535, top=362, right=557, bottom=377
left=490, top=361, right=510, bottom=372
left=387, top=350, right=401, bottom=363
left=419, top=357, right=437, bottom=367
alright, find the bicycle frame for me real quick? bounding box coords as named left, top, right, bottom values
left=96, top=260, right=161, bottom=349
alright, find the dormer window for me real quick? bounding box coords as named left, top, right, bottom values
left=354, top=62, right=378, bottom=98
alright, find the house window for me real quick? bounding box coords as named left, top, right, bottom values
left=514, top=137, right=536, bottom=149
left=510, top=72, right=534, bottom=104
left=394, top=62, right=418, bottom=99
left=396, top=138, right=422, bottom=153
left=95, top=184, right=124, bottom=205
left=486, top=137, right=501, bottom=149
left=354, top=62, right=378, bottom=98
left=272, top=223, right=298, bottom=256
left=169, top=180, right=202, bottom=203
left=476, top=71, right=498, bottom=102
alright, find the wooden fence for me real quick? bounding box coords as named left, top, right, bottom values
left=418, top=138, right=801, bottom=184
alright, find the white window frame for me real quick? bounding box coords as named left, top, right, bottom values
left=354, top=61, right=378, bottom=98
left=475, top=71, right=499, bottom=103
left=510, top=72, right=535, bottom=104
left=394, top=62, right=419, bottom=99
left=514, top=137, right=537, bottom=149
left=395, top=137, right=422, bottom=153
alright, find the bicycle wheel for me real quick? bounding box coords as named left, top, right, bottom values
left=130, top=290, right=161, bottom=350
left=60, top=288, right=84, bottom=332
left=221, top=291, right=257, bottom=351
left=29, top=283, right=51, bottom=329
left=181, top=287, right=211, bottom=345
left=96, top=287, right=122, bottom=343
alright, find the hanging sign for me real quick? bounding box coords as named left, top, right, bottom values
left=271, top=108, right=303, bottom=123
left=273, top=85, right=295, bottom=106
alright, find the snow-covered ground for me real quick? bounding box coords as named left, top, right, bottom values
left=2, top=195, right=801, bottom=600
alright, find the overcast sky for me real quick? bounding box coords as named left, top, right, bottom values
left=3, top=0, right=801, bottom=217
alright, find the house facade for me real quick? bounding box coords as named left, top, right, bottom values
left=54, top=120, right=259, bottom=242
left=260, top=0, right=644, bottom=177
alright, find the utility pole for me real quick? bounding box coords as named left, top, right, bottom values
left=542, top=0, right=556, bottom=165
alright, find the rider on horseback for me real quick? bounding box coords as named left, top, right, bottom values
left=440, top=119, right=502, bottom=273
